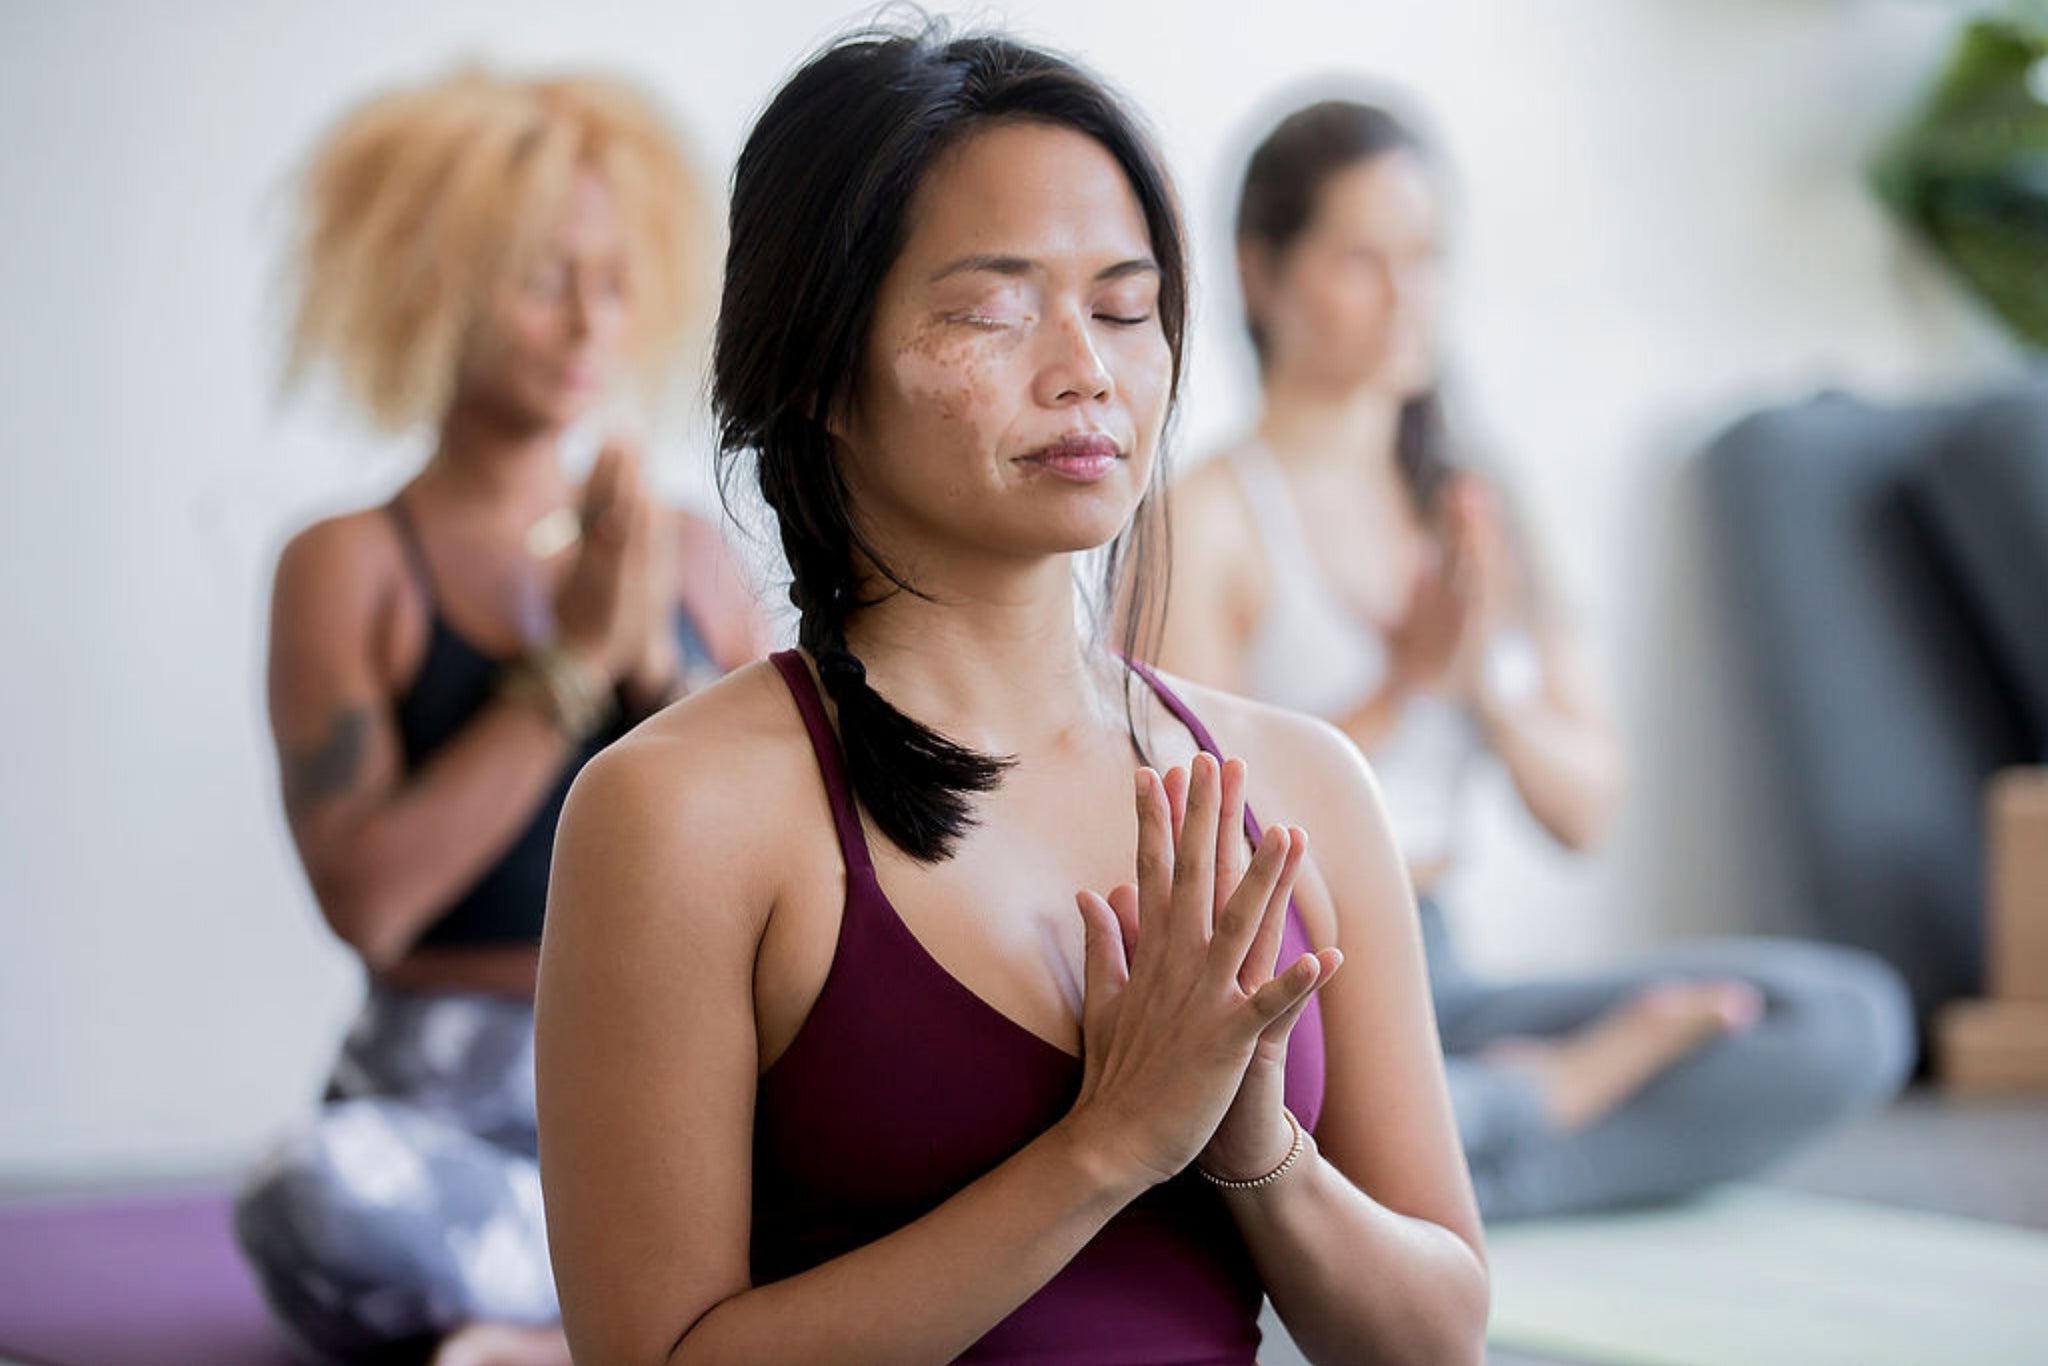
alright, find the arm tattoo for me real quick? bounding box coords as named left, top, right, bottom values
left=283, top=706, right=371, bottom=817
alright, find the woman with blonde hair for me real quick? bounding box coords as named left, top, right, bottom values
left=235, top=65, right=765, bottom=1366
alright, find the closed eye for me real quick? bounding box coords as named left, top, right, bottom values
left=1095, top=312, right=1152, bottom=326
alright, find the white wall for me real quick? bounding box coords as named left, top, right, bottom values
left=0, top=0, right=2016, bottom=1181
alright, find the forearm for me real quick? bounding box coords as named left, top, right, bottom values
left=1472, top=689, right=1623, bottom=851
left=673, top=1120, right=1145, bottom=1366
left=1224, top=1139, right=1488, bottom=1365
left=310, top=696, right=577, bottom=963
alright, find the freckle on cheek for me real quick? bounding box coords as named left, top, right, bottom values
left=891, top=328, right=987, bottom=426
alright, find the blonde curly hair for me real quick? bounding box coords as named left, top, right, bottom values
left=285, top=65, right=711, bottom=431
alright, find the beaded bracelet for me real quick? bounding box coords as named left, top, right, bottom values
left=499, top=644, right=615, bottom=742
left=1197, top=1108, right=1307, bottom=1191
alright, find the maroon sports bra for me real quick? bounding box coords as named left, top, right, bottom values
left=750, top=650, right=1326, bottom=1364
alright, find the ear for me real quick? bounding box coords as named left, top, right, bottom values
left=818, top=390, right=858, bottom=451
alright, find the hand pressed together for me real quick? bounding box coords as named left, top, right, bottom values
left=1066, top=752, right=1343, bottom=1188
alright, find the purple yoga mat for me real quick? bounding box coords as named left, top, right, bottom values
left=0, top=1188, right=296, bottom=1366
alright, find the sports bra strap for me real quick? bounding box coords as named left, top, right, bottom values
left=384, top=496, right=440, bottom=608
left=774, top=647, right=1260, bottom=865
left=771, top=650, right=877, bottom=879
left=1123, top=656, right=1265, bottom=848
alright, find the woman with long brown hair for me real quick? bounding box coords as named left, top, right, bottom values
left=1152, top=96, right=1913, bottom=1221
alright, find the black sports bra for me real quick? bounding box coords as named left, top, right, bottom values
left=385, top=497, right=713, bottom=948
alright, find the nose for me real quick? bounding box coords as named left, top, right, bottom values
left=564, top=269, right=597, bottom=342
left=1034, top=306, right=1113, bottom=408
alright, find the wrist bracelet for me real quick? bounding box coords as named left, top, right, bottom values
left=1197, top=1108, right=1307, bottom=1191
left=499, top=645, right=615, bottom=742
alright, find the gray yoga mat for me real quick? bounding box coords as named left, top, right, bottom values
left=1482, top=1185, right=2048, bottom=1365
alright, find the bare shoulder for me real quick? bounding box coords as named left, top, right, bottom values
left=554, top=658, right=816, bottom=937
left=273, top=505, right=406, bottom=608
left=1144, top=669, right=1399, bottom=949
left=664, top=502, right=770, bottom=661
left=268, top=509, right=419, bottom=692
left=1155, top=671, right=1379, bottom=821
left=565, top=656, right=813, bottom=847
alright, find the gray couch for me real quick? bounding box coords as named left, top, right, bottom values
left=1702, top=384, right=2048, bottom=1032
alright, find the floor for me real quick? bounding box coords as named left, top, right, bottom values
left=4, top=1089, right=2042, bottom=1366
left=1506, top=1087, right=2048, bottom=1364
left=1262, top=1086, right=2048, bottom=1366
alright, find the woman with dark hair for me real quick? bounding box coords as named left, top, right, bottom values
left=537, top=28, right=1488, bottom=1366
left=1150, top=97, right=1914, bottom=1221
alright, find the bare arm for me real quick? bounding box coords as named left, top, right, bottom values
left=1244, top=724, right=1487, bottom=1361
left=268, top=516, right=583, bottom=969
left=1190, top=705, right=1490, bottom=1364
left=618, top=508, right=775, bottom=718
left=677, top=508, right=776, bottom=672
left=1446, top=474, right=1623, bottom=851
left=680, top=1136, right=1139, bottom=1366
left=1474, top=616, right=1625, bottom=852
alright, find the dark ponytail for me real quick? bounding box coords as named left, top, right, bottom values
left=715, top=22, right=1189, bottom=861
left=1236, top=98, right=1458, bottom=517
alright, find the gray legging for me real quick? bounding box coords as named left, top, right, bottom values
left=1421, top=898, right=1916, bottom=1222
left=234, top=984, right=556, bottom=1365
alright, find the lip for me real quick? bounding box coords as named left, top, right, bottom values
left=1016, top=432, right=1124, bottom=483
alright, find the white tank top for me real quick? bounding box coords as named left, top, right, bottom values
left=1225, top=440, right=1539, bottom=868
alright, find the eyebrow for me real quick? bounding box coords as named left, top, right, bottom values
left=925, top=253, right=1161, bottom=285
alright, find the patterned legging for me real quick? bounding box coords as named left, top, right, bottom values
left=234, top=984, right=556, bottom=1365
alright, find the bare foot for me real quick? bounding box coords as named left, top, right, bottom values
left=1481, top=978, right=1764, bottom=1132
left=429, top=1322, right=573, bottom=1366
